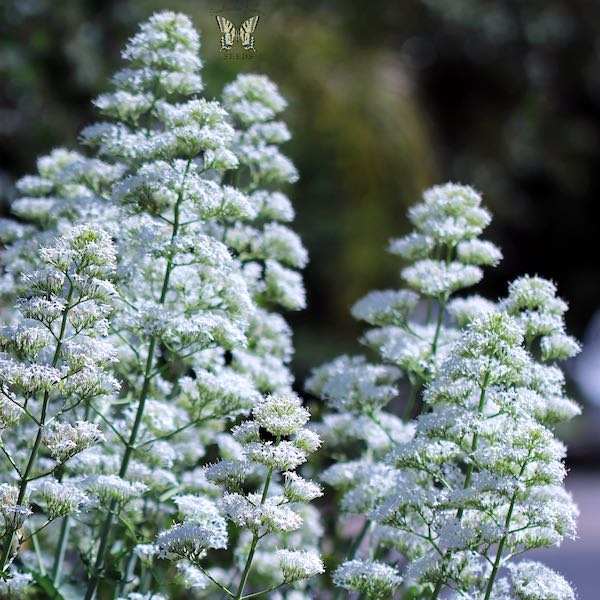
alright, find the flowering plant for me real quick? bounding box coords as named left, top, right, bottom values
left=1, top=11, right=319, bottom=600
left=309, top=184, right=580, bottom=599
left=0, top=11, right=581, bottom=600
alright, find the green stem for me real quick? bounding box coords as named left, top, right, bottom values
left=403, top=377, right=420, bottom=421
left=116, top=544, right=137, bottom=597
left=242, top=584, right=285, bottom=599
left=425, top=298, right=434, bottom=324
left=431, top=294, right=448, bottom=356
left=483, top=458, right=527, bottom=600
left=234, top=534, right=260, bottom=600
left=348, top=519, right=371, bottom=559
left=234, top=456, right=277, bottom=600
left=1, top=282, right=74, bottom=571
left=430, top=370, right=490, bottom=599
left=50, top=468, right=70, bottom=587
left=460, top=372, right=490, bottom=497
left=52, top=514, right=70, bottom=587
left=83, top=337, right=157, bottom=600
left=482, top=495, right=516, bottom=600
left=31, top=533, right=46, bottom=576
left=140, top=563, right=152, bottom=593
left=368, top=411, right=395, bottom=445
left=84, top=161, right=191, bottom=600
left=431, top=243, right=455, bottom=356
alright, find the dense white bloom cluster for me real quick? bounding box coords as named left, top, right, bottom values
left=306, top=184, right=501, bottom=598
left=277, top=549, right=325, bottom=582
left=506, top=561, right=575, bottom=600
left=0, top=569, right=32, bottom=595
left=42, top=420, right=105, bottom=462
left=223, top=74, right=287, bottom=125
left=501, top=276, right=581, bottom=359
left=221, top=72, right=306, bottom=397
left=253, top=392, right=310, bottom=435
left=310, top=184, right=579, bottom=599
left=82, top=474, right=147, bottom=507
left=308, top=355, right=400, bottom=416
left=37, top=480, right=88, bottom=519
left=156, top=391, right=322, bottom=597
left=309, top=184, right=500, bottom=423
left=0, top=226, right=117, bottom=579
left=157, top=522, right=225, bottom=563
left=0, top=484, right=31, bottom=535
left=332, top=559, right=402, bottom=599
left=1, top=10, right=313, bottom=600
left=371, top=311, right=579, bottom=597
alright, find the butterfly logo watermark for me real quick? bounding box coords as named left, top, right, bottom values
left=216, top=15, right=259, bottom=52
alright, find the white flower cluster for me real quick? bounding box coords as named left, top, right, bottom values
left=277, top=549, right=325, bottom=583
left=373, top=311, right=579, bottom=596
left=306, top=185, right=500, bottom=599
left=394, top=183, right=499, bottom=290
left=310, top=185, right=579, bottom=599
left=309, top=183, right=500, bottom=423
left=0, top=484, right=31, bottom=536
left=156, top=392, right=323, bottom=597
left=505, top=560, right=575, bottom=600
left=221, top=73, right=306, bottom=397
left=501, top=275, right=581, bottom=360
left=1, top=10, right=314, bottom=600
left=332, top=559, right=402, bottom=599
left=42, top=420, right=105, bottom=463
left=37, top=480, right=89, bottom=519
left=0, top=227, right=117, bottom=574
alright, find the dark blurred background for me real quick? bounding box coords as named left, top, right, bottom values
left=1, top=0, right=599, bottom=594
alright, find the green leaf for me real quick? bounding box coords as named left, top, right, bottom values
left=27, top=569, right=66, bottom=600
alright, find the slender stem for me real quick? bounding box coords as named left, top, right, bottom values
left=83, top=161, right=191, bottom=600
left=22, top=519, right=53, bottom=543
left=88, top=402, right=128, bottom=446
left=482, top=459, right=528, bottom=600
left=431, top=294, right=448, bottom=356
left=431, top=242, right=455, bottom=356
left=348, top=519, right=371, bottom=559
left=460, top=371, right=490, bottom=499
left=0, top=444, right=22, bottom=478
left=403, top=377, right=420, bottom=421
left=1, top=282, right=74, bottom=570
left=116, top=552, right=137, bottom=597
left=84, top=343, right=156, bottom=599
left=140, top=564, right=153, bottom=593
left=367, top=411, right=395, bottom=445
left=135, top=413, right=218, bottom=449
left=234, top=455, right=277, bottom=600
left=236, top=531, right=261, bottom=598
left=242, top=584, right=285, bottom=599
left=196, top=563, right=234, bottom=597
left=482, top=496, right=516, bottom=600
left=52, top=514, right=70, bottom=586
left=51, top=455, right=72, bottom=587
left=31, top=532, right=46, bottom=576
left=425, top=298, right=434, bottom=324
left=430, top=370, right=490, bottom=599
